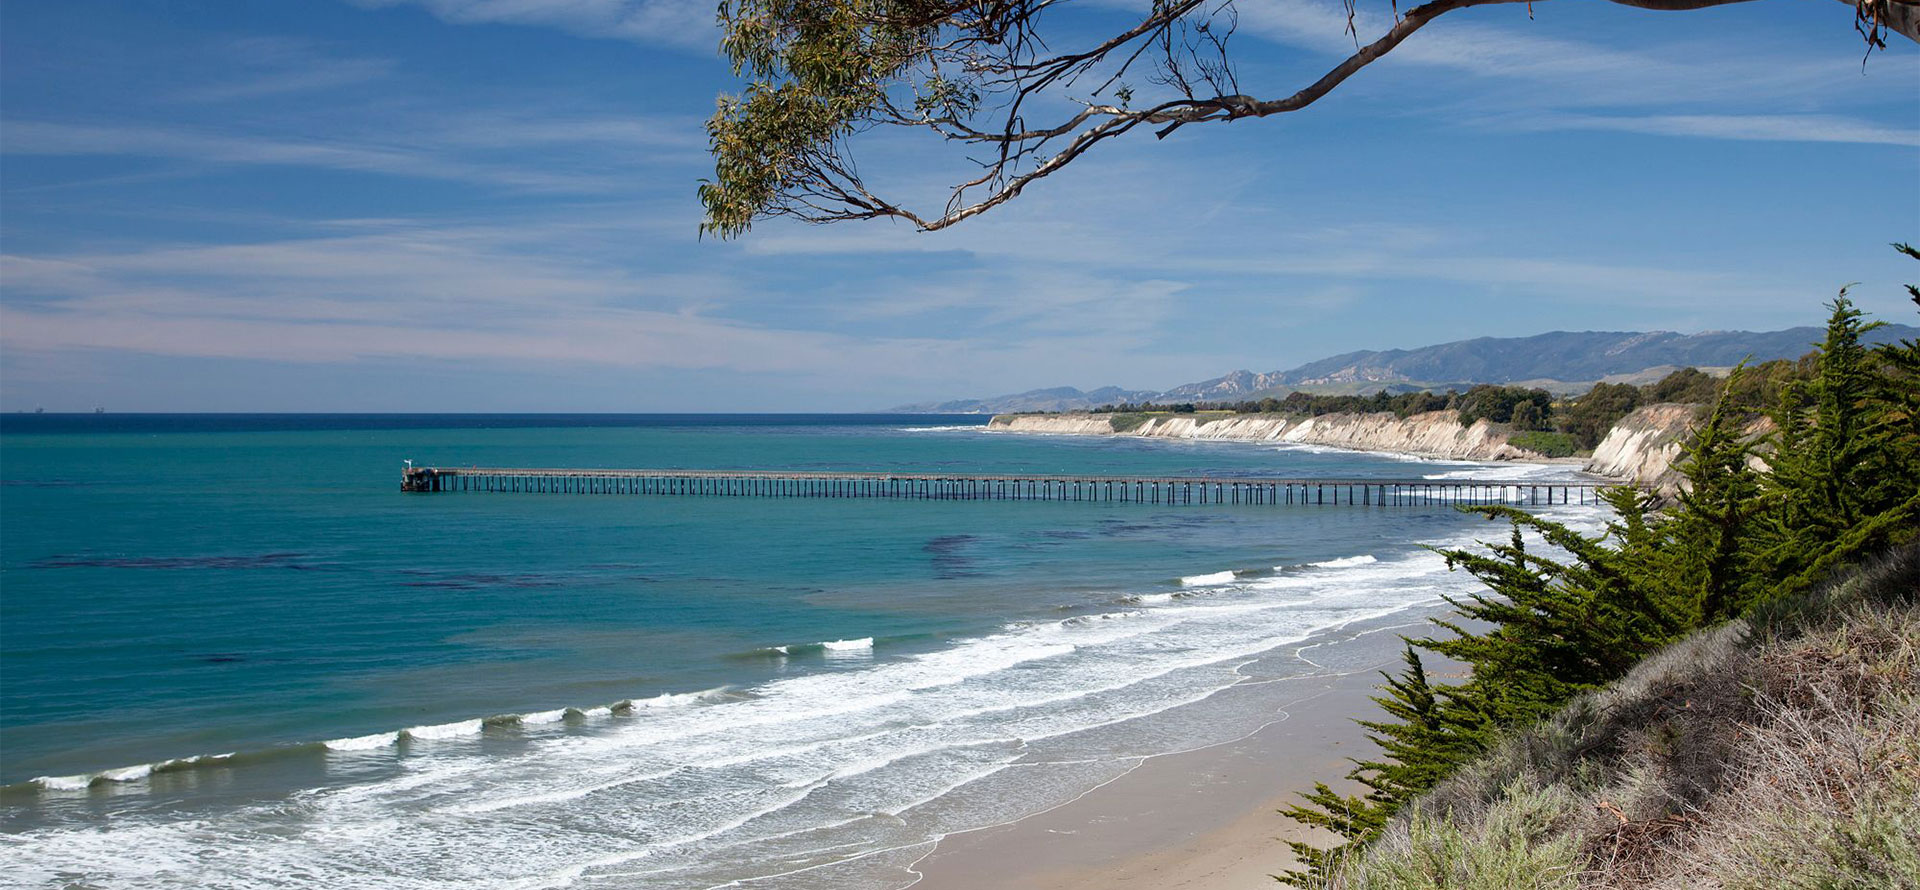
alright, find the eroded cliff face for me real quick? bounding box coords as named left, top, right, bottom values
left=989, top=403, right=1721, bottom=492
left=1582, top=403, right=1699, bottom=493
left=986, top=411, right=1540, bottom=462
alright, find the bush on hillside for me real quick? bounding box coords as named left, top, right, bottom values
left=1505, top=431, right=1579, bottom=458
left=1646, top=366, right=1721, bottom=404
left=1556, top=382, right=1642, bottom=450
left=1280, top=246, right=1920, bottom=887
left=1455, top=385, right=1553, bottom=427
left=1322, top=545, right=1920, bottom=890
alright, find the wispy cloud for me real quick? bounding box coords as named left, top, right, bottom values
left=1090, top=0, right=1910, bottom=147
left=738, top=203, right=1810, bottom=312
left=173, top=37, right=396, bottom=102
left=347, top=0, right=717, bottom=49
left=0, top=220, right=1193, bottom=398
left=0, top=109, right=704, bottom=192
left=1224, top=0, right=1861, bottom=107
left=1504, top=112, right=1920, bottom=147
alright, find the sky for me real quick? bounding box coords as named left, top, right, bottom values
left=1, top=0, right=1916, bottom=412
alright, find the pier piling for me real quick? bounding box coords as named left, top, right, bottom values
left=401, top=467, right=1607, bottom=507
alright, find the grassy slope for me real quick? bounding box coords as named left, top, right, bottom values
left=1324, top=544, right=1920, bottom=890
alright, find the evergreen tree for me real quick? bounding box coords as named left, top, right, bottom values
left=1663, top=367, right=1766, bottom=622
left=1278, top=247, right=1920, bottom=887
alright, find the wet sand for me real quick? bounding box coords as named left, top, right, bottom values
left=908, top=615, right=1419, bottom=889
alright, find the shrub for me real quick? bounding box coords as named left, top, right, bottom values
left=1456, top=385, right=1553, bottom=427
left=1646, top=366, right=1721, bottom=404
left=1507, top=431, right=1579, bottom=458
left=1281, top=250, right=1920, bottom=887
left=1558, top=382, right=1642, bottom=450
left=1314, top=547, right=1920, bottom=890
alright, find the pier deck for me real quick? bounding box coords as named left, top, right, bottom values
left=401, top=467, right=1611, bottom=507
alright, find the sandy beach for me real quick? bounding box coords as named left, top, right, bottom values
left=909, top=612, right=1425, bottom=889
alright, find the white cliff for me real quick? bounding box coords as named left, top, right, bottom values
left=987, top=411, right=1541, bottom=463
left=1583, top=403, right=1699, bottom=492
left=990, top=403, right=1727, bottom=493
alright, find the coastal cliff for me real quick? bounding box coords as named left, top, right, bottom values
left=990, top=405, right=1711, bottom=488
left=1582, top=403, right=1699, bottom=492
left=987, top=411, right=1541, bottom=462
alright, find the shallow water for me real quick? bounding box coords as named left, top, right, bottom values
left=0, top=414, right=1605, bottom=887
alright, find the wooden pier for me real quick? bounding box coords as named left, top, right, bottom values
left=401, top=467, right=1609, bottom=507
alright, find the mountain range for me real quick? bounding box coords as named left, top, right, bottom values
left=891, top=325, right=1920, bottom=413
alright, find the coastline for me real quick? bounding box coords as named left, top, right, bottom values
left=8, top=417, right=1625, bottom=889
left=985, top=411, right=1562, bottom=465
left=983, top=408, right=1701, bottom=489
left=908, top=610, right=1428, bottom=889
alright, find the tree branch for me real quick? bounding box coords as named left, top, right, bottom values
left=704, top=0, right=1919, bottom=237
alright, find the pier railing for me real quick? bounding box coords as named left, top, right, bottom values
left=401, top=467, right=1610, bottom=507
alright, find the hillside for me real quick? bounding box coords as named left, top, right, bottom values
left=890, top=324, right=1920, bottom=413
left=1320, top=545, right=1919, bottom=889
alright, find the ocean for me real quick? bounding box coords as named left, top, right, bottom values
left=0, top=414, right=1605, bottom=888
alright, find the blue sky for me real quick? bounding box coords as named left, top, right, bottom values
left=2, top=0, right=1915, bottom=411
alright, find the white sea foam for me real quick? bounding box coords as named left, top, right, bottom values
left=519, top=709, right=569, bottom=726
left=157, top=753, right=233, bottom=769
left=324, top=731, right=399, bottom=752
left=1422, top=462, right=1575, bottom=482
left=7, top=486, right=1612, bottom=890
left=623, top=688, right=727, bottom=711
left=1179, top=570, right=1236, bottom=587
left=1309, top=554, right=1378, bottom=569
left=98, top=764, right=152, bottom=783
left=895, top=425, right=983, bottom=433
left=1266, top=442, right=1344, bottom=455
left=33, top=774, right=91, bottom=791
left=820, top=637, right=874, bottom=651
left=1061, top=609, right=1143, bottom=626
left=402, top=719, right=483, bottom=741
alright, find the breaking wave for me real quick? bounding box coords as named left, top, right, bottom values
left=9, top=504, right=1614, bottom=890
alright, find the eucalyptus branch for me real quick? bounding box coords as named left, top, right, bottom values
left=702, top=0, right=1919, bottom=238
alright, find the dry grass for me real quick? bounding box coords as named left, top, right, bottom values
left=1323, top=543, right=1920, bottom=890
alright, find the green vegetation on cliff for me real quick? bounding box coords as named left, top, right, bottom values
left=1280, top=247, right=1920, bottom=887
left=1322, top=548, right=1919, bottom=890
left=1090, top=362, right=1806, bottom=456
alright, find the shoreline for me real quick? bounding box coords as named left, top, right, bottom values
left=984, top=412, right=1614, bottom=477
left=907, top=610, right=1429, bottom=889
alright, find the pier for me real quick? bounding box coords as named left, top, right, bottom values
left=401, top=467, right=1610, bottom=507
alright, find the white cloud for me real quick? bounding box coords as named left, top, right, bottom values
left=174, top=37, right=397, bottom=102
left=0, top=111, right=703, bottom=192
left=347, top=0, right=717, bottom=49
left=1218, top=0, right=1858, bottom=106
left=0, top=222, right=1189, bottom=396
left=1505, top=112, right=1920, bottom=147
left=1086, top=0, right=1910, bottom=141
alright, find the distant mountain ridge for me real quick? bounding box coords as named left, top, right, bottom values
left=889, top=324, right=1920, bottom=413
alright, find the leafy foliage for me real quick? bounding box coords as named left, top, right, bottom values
left=1505, top=431, right=1578, bottom=458
left=705, top=1, right=1917, bottom=235
left=1279, top=249, right=1920, bottom=887
left=1556, top=382, right=1641, bottom=450
left=1645, top=366, right=1721, bottom=404
left=1453, top=385, right=1552, bottom=428
left=1087, top=367, right=1773, bottom=457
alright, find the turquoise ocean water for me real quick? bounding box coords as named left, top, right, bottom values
left=0, top=414, right=1602, bottom=887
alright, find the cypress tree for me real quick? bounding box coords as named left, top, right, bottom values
left=1280, top=250, right=1920, bottom=886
